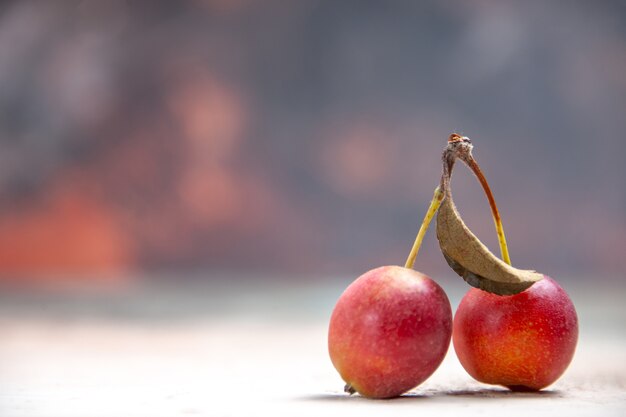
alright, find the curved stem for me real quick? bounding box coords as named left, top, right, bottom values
left=404, top=186, right=444, bottom=269
left=465, top=158, right=511, bottom=265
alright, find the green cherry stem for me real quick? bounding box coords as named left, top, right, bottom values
left=404, top=186, right=444, bottom=269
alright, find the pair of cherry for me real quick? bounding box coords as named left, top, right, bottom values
left=328, top=134, right=578, bottom=398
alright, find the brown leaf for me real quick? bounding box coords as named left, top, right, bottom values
left=436, top=193, right=543, bottom=295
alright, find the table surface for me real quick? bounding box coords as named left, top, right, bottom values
left=1, top=277, right=625, bottom=417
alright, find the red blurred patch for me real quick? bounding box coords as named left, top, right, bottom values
left=0, top=174, right=134, bottom=282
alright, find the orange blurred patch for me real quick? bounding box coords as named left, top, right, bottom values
left=317, top=123, right=393, bottom=198
left=0, top=175, right=134, bottom=281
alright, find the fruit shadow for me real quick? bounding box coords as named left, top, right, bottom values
left=298, top=393, right=433, bottom=402
left=440, top=388, right=562, bottom=399
left=300, top=388, right=561, bottom=402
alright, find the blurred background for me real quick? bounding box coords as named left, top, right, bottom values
left=0, top=0, right=624, bottom=283
left=1, top=1, right=626, bottom=416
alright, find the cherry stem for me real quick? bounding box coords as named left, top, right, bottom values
left=404, top=186, right=444, bottom=269
left=464, top=157, right=511, bottom=265
left=405, top=134, right=512, bottom=269
left=441, top=134, right=512, bottom=266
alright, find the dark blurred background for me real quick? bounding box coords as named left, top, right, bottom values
left=0, top=0, right=624, bottom=284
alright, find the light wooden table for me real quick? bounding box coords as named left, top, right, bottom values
left=1, top=277, right=625, bottom=416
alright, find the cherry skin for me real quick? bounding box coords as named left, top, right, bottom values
left=328, top=265, right=452, bottom=398
left=453, top=276, right=578, bottom=391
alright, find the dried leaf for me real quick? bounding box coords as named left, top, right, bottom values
left=436, top=194, right=543, bottom=295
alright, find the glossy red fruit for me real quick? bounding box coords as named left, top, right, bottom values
left=453, top=276, right=578, bottom=391
left=328, top=265, right=452, bottom=398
